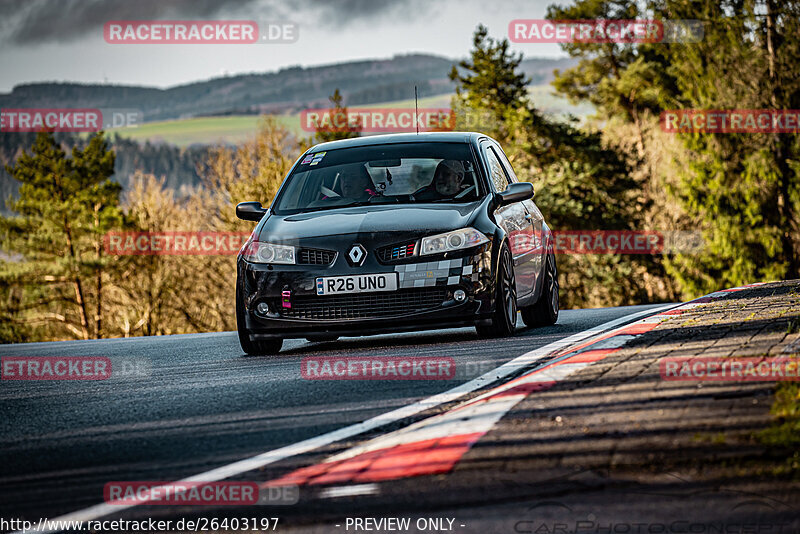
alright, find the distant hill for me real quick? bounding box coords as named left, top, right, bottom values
left=0, top=54, right=577, bottom=122
left=0, top=54, right=583, bottom=212
left=0, top=133, right=210, bottom=214
left=108, top=88, right=595, bottom=148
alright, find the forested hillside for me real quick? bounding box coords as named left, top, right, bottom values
left=0, top=54, right=575, bottom=121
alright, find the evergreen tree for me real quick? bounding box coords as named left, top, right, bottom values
left=449, top=24, right=530, bottom=133
left=314, top=88, right=362, bottom=143
left=0, top=131, right=122, bottom=340
left=663, top=0, right=800, bottom=292
left=547, top=0, right=800, bottom=294
left=450, top=25, right=660, bottom=307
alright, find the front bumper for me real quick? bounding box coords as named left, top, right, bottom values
left=237, top=242, right=494, bottom=339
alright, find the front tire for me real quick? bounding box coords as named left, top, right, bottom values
left=239, top=333, right=283, bottom=356
left=521, top=251, right=559, bottom=327
left=236, top=285, right=283, bottom=355
left=476, top=244, right=517, bottom=338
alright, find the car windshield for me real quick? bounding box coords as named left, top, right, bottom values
left=272, top=142, right=481, bottom=214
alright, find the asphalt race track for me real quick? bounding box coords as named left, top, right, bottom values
left=0, top=304, right=666, bottom=527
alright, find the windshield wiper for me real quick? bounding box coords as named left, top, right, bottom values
left=342, top=196, right=397, bottom=206
left=291, top=198, right=395, bottom=214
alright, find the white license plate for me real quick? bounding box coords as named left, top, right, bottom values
left=316, top=273, right=398, bottom=295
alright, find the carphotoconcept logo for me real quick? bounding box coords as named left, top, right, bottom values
left=103, top=21, right=297, bottom=44
left=512, top=493, right=792, bottom=533
left=509, top=19, right=703, bottom=43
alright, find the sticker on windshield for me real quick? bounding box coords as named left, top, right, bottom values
left=309, top=151, right=326, bottom=165
left=301, top=154, right=313, bottom=164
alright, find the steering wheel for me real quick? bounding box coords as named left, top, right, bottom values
left=367, top=194, right=400, bottom=203
left=320, top=186, right=340, bottom=198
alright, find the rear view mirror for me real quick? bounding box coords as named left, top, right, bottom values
left=236, top=201, right=268, bottom=222
left=497, top=182, right=534, bottom=206
left=368, top=159, right=402, bottom=167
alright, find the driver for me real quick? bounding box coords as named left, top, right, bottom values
left=322, top=164, right=377, bottom=201
left=414, top=160, right=465, bottom=201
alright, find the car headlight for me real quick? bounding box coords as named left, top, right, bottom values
left=242, top=241, right=296, bottom=264
left=421, top=228, right=489, bottom=255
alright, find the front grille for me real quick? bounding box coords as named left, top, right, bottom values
left=377, top=241, right=417, bottom=262
left=298, top=248, right=336, bottom=265
left=280, top=287, right=447, bottom=321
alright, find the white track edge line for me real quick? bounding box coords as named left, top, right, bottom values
left=16, top=304, right=676, bottom=532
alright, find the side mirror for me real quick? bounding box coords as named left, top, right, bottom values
left=497, top=182, right=534, bottom=206
left=236, top=201, right=268, bottom=222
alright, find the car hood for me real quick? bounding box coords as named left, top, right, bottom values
left=259, top=202, right=482, bottom=241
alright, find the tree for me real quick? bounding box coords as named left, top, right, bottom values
left=171, top=117, right=299, bottom=334
left=0, top=131, right=122, bottom=340
left=108, top=172, right=187, bottom=337
left=450, top=24, right=531, bottom=136
left=663, top=0, right=800, bottom=293
left=313, top=88, right=362, bottom=143
left=547, top=0, right=800, bottom=295
left=450, top=25, right=664, bottom=307
left=546, top=0, right=675, bottom=157
left=0, top=117, right=303, bottom=342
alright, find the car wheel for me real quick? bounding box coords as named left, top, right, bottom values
left=521, top=251, right=559, bottom=327
left=236, top=285, right=283, bottom=355
left=476, top=243, right=517, bottom=338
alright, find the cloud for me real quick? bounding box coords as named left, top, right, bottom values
left=0, top=0, right=434, bottom=45
left=294, top=0, right=433, bottom=26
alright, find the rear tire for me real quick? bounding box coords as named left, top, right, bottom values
left=236, top=285, right=283, bottom=355
left=521, top=251, right=559, bottom=327
left=476, top=244, right=517, bottom=338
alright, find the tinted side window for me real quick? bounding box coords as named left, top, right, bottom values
left=484, top=145, right=510, bottom=193
left=492, top=145, right=519, bottom=183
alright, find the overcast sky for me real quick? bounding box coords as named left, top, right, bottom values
left=0, top=0, right=565, bottom=92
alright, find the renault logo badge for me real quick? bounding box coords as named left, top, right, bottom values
left=347, top=244, right=367, bottom=266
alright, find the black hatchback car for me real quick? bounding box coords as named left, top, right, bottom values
left=235, top=132, right=558, bottom=354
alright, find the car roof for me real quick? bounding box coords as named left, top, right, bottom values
left=307, top=132, right=489, bottom=153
